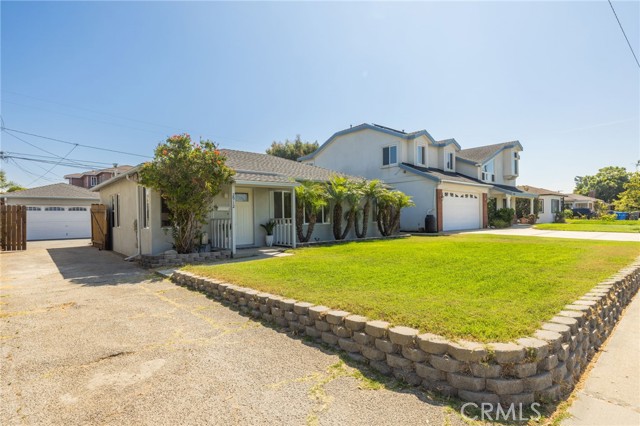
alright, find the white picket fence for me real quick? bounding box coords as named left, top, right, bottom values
left=210, top=219, right=231, bottom=249
left=273, top=218, right=294, bottom=247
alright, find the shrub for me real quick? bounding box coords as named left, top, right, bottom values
left=554, top=212, right=566, bottom=223
left=600, top=213, right=617, bottom=222
left=563, top=209, right=573, bottom=219
left=496, top=208, right=515, bottom=223
left=491, top=219, right=511, bottom=229
left=527, top=214, right=537, bottom=224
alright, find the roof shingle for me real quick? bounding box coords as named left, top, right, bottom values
left=457, top=141, right=521, bottom=164
left=2, top=183, right=100, bottom=199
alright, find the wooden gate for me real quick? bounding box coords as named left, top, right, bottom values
left=90, top=204, right=110, bottom=250
left=0, top=205, right=27, bottom=251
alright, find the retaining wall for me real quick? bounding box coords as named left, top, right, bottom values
left=171, top=258, right=640, bottom=404
left=139, top=250, right=231, bottom=268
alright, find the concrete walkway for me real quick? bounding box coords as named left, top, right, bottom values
left=461, top=226, right=640, bottom=242
left=562, top=291, right=640, bottom=426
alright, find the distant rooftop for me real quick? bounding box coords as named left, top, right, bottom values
left=2, top=183, right=100, bottom=199
left=64, top=165, right=134, bottom=179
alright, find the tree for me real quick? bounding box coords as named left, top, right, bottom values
left=340, top=181, right=364, bottom=240
left=295, top=181, right=327, bottom=243
left=574, top=166, right=630, bottom=203
left=614, top=172, right=640, bottom=211
left=266, top=135, right=319, bottom=161
left=355, top=180, right=385, bottom=238
left=376, top=190, right=415, bottom=236
left=326, top=176, right=351, bottom=240
left=139, top=134, right=234, bottom=253
left=0, top=170, right=25, bottom=193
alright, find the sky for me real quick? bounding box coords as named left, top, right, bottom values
left=1, top=1, right=639, bottom=192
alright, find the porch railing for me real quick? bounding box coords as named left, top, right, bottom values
left=273, top=218, right=294, bottom=247
left=211, top=219, right=231, bottom=249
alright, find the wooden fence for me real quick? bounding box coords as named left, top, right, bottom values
left=90, top=204, right=110, bottom=250
left=0, top=205, right=27, bottom=251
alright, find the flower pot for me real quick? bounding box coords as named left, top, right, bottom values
left=265, top=235, right=274, bottom=247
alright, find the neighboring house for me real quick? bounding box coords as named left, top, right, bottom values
left=92, top=149, right=378, bottom=257
left=562, top=193, right=602, bottom=211
left=1, top=183, right=99, bottom=240
left=64, top=165, right=133, bottom=189
left=299, top=123, right=536, bottom=232
left=517, top=185, right=564, bottom=223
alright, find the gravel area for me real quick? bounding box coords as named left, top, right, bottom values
left=1, top=240, right=470, bottom=425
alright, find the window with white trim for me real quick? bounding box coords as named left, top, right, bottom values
left=111, top=194, right=120, bottom=228
left=551, top=199, right=560, bottom=213
left=382, top=145, right=397, bottom=166
left=538, top=199, right=544, bottom=213
left=26, top=206, right=41, bottom=211
left=68, top=207, right=87, bottom=211
left=514, top=152, right=519, bottom=175
left=303, top=204, right=330, bottom=224
left=446, top=152, right=454, bottom=170
left=45, top=207, right=65, bottom=211
left=272, top=191, right=292, bottom=219
left=90, top=176, right=98, bottom=187
left=142, top=187, right=150, bottom=228
left=416, top=145, right=426, bottom=165
left=482, top=160, right=495, bottom=182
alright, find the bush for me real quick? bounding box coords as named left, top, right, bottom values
left=600, top=213, right=617, bottom=222
left=527, top=214, right=537, bottom=224
left=554, top=212, right=566, bottom=223
left=496, top=208, right=515, bottom=223
left=563, top=209, right=573, bottom=219
left=491, top=219, right=511, bottom=229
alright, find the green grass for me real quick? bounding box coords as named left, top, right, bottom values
left=534, top=219, right=640, bottom=233
left=184, top=235, right=639, bottom=342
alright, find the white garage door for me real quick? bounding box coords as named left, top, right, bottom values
left=26, top=206, right=91, bottom=241
left=442, top=191, right=481, bottom=231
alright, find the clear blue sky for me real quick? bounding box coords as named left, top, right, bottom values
left=2, top=1, right=638, bottom=191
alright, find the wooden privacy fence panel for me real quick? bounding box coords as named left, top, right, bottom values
left=0, top=205, right=27, bottom=251
left=90, top=204, right=109, bottom=250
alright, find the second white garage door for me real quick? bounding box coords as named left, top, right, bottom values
left=442, top=191, right=481, bottom=231
left=26, top=206, right=91, bottom=240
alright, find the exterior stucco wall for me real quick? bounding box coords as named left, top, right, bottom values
left=98, top=178, right=140, bottom=257
left=456, top=161, right=480, bottom=181
left=537, top=195, right=564, bottom=224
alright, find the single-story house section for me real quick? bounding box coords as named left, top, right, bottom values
left=562, top=193, right=602, bottom=211
left=517, top=185, right=564, bottom=223
left=92, top=149, right=379, bottom=258
left=1, top=183, right=99, bottom=240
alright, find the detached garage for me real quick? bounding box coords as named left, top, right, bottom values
left=2, top=183, right=99, bottom=241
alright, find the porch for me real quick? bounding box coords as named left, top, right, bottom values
left=489, top=185, right=537, bottom=221
left=208, top=182, right=298, bottom=256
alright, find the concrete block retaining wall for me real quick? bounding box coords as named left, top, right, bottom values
left=171, top=258, right=640, bottom=404
left=140, top=250, right=230, bottom=268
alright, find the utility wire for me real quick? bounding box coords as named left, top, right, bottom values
left=2, top=154, right=111, bottom=170
left=27, top=144, right=78, bottom=186
left=2, top=151, right=113, bottom=167
left=607, top=0, right=640, bottom=69
left=8, top=158, right=59, bottom=183
left=1, top=127, right=151, bottom=159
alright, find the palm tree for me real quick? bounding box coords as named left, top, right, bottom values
left=340, top=181, right=364, bottom=240
left=376, top=189, right=415, bottom=236
left=355, top=179, right=384, bottom=238
left=326, top=176, right=350, bottom=240
left=295, top=181, right=327, bottom=243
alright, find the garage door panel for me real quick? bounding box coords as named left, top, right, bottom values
left=442, top=191, right=481, bottom=231
left=26, top=207, right=91, bottom=240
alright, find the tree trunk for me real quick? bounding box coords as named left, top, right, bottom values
left=296, top=204, right=317, bottom=243
left=355, top=201, right=370, bottom=238
left=340, top=210, right=355, bottom=240
left=332, top=203, right=343, bottom=240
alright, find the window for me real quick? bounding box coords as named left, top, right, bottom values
left=90, top=176, right=98, bottom=187
left=446, top=152, right=454, bottom=170
left=45, top=207, right=65, bottom=211
left=551, top=199, right=560, bottom=213
left=272, top=191, right=292, bottom=219
left=416, top=146, right=426, bottom=165
left=26, top=206, right=41, bottom=211
left=303, top=204, right=330, bottom=224
left=161, top=197, right=172, bottom=227
left=514, top=152, right=519, bottom=176
left=235, top=192, right=249, bottom=202
left=142, top=187, right=150, bottom=228
left=68, top=207, right=87, bottom=211
left=538, top=199, right=544, bottom=213
left=482, top=160, right=495, bottom=182
left=382, top=145, right=397, bottom=166
left=111, top=194, right=120, bottom=228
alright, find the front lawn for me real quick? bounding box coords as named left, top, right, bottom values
left=184, top=235, right=639, bottom=342
left=534, top=219, right=640, bottom=233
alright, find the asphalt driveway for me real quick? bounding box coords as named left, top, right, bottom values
left=0, top=240, right=467, bottom=425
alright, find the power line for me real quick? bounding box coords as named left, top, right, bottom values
left=1, top=154, right=118, bottom=170
left=607, top=0, right=640, bottom=69
left=7, top=158, right=60, bottom=184
left=2, top=151, right=113, bottom=167
left=27, top=144, right=78, bottom=186
left=1, top=127, right=151, bottom=159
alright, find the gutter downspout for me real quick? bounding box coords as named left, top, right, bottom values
left=124, top=176, right=142, bottom=261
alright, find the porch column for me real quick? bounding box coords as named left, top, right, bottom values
left=530, top=198, right=534, bottom=215
left=231, top=183, right=236, bottom=257
left=291, top=188, right=297, bottom=248
left=506, top=195, right=512, bottom=209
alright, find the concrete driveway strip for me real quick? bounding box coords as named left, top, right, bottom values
left=461, top=227, right=640, bottom=242
left=1, top=240, right=468, bottom=426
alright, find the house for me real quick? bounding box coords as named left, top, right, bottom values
left=92, top=149, right=379, bottom=258
left=299, top=123, right=536, bottom=232
left=1, top=183, right=99, bottom=240
left=517, top=185, right=564, bottom=223
left=64, top=165, right=133, bottom=189
left=562, top=193, right=602, bottom=212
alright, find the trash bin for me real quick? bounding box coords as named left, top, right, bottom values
left=425, top=214, right=437, bottom=233
left=615, top=212, right=629, bottom=220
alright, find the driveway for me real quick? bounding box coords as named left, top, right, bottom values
left=1, top=240, right=467, bottom=425
left=461, top=226, right=640, bottom=242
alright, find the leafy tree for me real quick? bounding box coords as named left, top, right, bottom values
left=326, top=176, right=351, bottom=240
left=376, top=190, right=415, bottom=236
left=574, top=166, right=630, bottom=203
left=295, top=181, right=328, bottom=243
left=614, top=172, right=640, bottom=211
left=140, top=134, right=234, bottom=253
left=339, top=181, right=364, bottom=240
left=0, top=170, right=25, bottom=193
left=266, top=135, right=319, bottom=161
left=355, top=180, right=385, bottom=238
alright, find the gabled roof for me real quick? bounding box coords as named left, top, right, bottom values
left=64, top=165, right=134, bottom=179
left=562, top=193, right=603, bottom=203
left=457, top=141, right=523, bottom=165
left=2, top=183, right=100, bottom=200
left=399, top=163, right=492, bottom=187
left=517, top=185, right=564, bottom=197
left=299, top=123, right=461, bottom=162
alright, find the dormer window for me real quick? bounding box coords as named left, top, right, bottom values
left=514, top=152, right=519, bottom=176
left=382, top=145, right=397, bottom=166
left=482, top=160, right=495, bottom=182
left=446, top=152, right=454, bottom=170
left=417, top=146, right=426, bottom=165
left=90, top=176, right=98, bottom=187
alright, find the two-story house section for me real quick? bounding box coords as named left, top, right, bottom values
left=299, top=123, right=535, bottom=232
left=64, top=165, right=133, bottom=189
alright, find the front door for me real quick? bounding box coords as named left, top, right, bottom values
left=235, top=188, right=254, bottom=246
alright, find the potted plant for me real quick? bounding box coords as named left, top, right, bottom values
left=260, top=220, right=276, bottom=247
